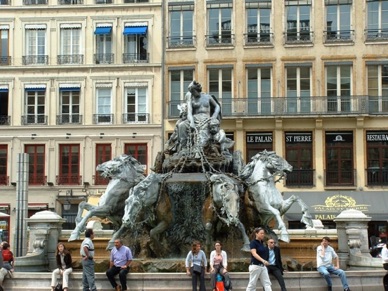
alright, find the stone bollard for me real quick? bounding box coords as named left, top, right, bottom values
left=334, top=209, right=371, bottom=270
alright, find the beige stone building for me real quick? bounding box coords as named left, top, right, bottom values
left=1, top=0, right=387, bottom=246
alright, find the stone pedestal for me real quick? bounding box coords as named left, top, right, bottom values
left=334, top=209, right=371, bottom=270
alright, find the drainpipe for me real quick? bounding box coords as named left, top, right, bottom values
left=161, top=0, right=166, bottom=149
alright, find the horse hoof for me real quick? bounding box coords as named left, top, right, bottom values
left=240, top=244, right=250, bottom=252
left=68, top=233, right=79, bottom=241
left=106, top=242, right=114, bottom=251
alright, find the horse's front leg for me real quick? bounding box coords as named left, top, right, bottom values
left=107, top=223, right=128, bottom=250
left=263, top=205, right=290, bottom=243
left=280, top=195, right=313, bottom=228
left=69, top=206, right=95, bottom=241
left=74, top=201, right=94, bottom=225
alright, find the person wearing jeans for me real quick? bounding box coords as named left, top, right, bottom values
left=317, top=236, right=351, bottom=291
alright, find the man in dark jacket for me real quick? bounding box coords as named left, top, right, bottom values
left=266, top=239, right=287, bottom=291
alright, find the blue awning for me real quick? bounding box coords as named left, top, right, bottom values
left=0, top=87, right=8, bottom=93
left=95, top=26, right=112, bottom=35
left=123, top=26, right=148, bottom=35
left=25, top=87, right=46, bottom=92
left=59, top=87, right=80, bottom=92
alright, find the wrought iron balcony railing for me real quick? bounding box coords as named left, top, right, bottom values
left=167, top=35, right=196, bottom=48
left=56, top=114, right=82, bottom=125
left=168, top=95, right=384, bottom=118
left=93, top=174, right=109, bottom=185
left=93, top=114, right=113, bottom=124
left=57, top=54, right=84, bottom=65
left=325, top=169, right=356, bottom=187
left=365, top=28, right=388, bottom=41
left=56, top=175, right=82, bottom=185
left=244, top=32, right=273, bottom=46
left=21, top=115, right=47, bottom=125
left=124, top=0, right=148, bottom=2
left=285, top=169, right=315, bottom=187
left=0, top=116, right=10, bottom=125
left=0, top=56, right=11, bottom=65
left=205, top=33, right=235, bottom=46
left=0, top=0, right=10, bottom=5
left=94, top=53, right=114, bottom=64
left=324, top=30, right=354, bottom=43
left=29, top=175, right=47, bottom=185
left=122, top=53, right=149, bottom=63
left=122, top=113, right=149, bottom=123
left=0, top=175, right=9, bottom=185
left=23, top=0, right=47, bottom=4
left=366, top=168, right=388, bottom=186
left=58, top=0, right=83, bottom=4
left=22, top=55, right=49, bottom=65
left=284, top=31, right=314, bottom=44
left=95, top=0, right=112, bottom=4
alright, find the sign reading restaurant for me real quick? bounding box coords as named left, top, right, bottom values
left=366, top=132, right=388, bottom=142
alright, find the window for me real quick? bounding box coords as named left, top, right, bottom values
left=58, top=144, right=80, bottom=185
left=246, top=132, right=273, bottom=162
left=366, top=131, right=388, bottom=185
left=367, top=63, right=388, bottom=113
left=0, top=86, right=9, bottom=125
left=366, top=0, right=388, bottom=40
left=95, top=144, right=111, bottom=185
left=285, top=0, right=311, bottom=42
left=25, top=145, right=45, bottom=185
left=208, top=67, right=232, bottom=115
left=169, top=4, right=194, bottom=47
left=0, top=26, right=10, bottom=65
left=24, top=25, right=47, bottom=65
left=123, top=85, right=148, bottom=123
left=124, top=143, right=147, bottom=173
left=245, top=0, right=272, bottom=44
left=95, top=24, right=113, bottom=64
left=123, top=23, right=148, bottom=63
left=23, top=0, right=47, bottom=4
left=207, top=1, right=233, bottom=45
left=59, top=24, right=82, bottom=64
left=58, top=0, right=83, bottom=5
left=285, top=132, right=314, bottom=187
left=59, top=85, right=81, bottom=124
left=0, top=145, right=7, bottom=185
left=325, top=0, right=352, bottom=41
left=169, top=69, right=194, bottom=117
left=95, top=85, right=112, bottom=124
left=326, top=64, right=352, bottom=112
left=286, top=65, right=311, bottom=113
left=247, top=66, right=272, bottom=115
left=24, top=85, right=46, bottom=125
left=325, top=132, right=354, bottom=186
left=124, top=0, right=148, bottom=2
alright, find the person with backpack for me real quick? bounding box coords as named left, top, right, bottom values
left=1, top=242, right=14, bottom=272
left=209, top=241, right=232, bottom=291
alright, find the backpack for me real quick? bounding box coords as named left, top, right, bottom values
left=2, top=249, right=13, bottom=262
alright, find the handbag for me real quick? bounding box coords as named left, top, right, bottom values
left=193, top=264, right=202, bottom=274
left=55, top=283, right=63, bottom=291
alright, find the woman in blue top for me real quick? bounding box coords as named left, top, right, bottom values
left=185, top=240, right=207, bottom=291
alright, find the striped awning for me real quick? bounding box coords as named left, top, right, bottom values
left=25, top=84, right=46, bottom=91
left=25, top=24, right=47, bottom=30
left=59, top=83, right=81, bottom=91
left=0, top=85, right=8, bottom=92
left=60, top=23, right=82, bottom=29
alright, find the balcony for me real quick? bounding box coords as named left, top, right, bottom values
left=23, top=0, right=47, bottom=4
left=29, top=175, right=47, bottom=185
left=167, top=35, right=196, bottom=48
left=21, top=115, right=47, bottom=125
left=0, top=56, right=11, bottom=65
left=0, top=0, right=10, bottom=4
left=284, top=30, right=314, bottom=44
left=365, top=28, right=388, bottom=41
left=366, top=168, right=388, bottom=186
left=58, top=0, right=83, bottom=4
left=95, top=0, right=112, bottom=4
left=205, top=33, right=234, bottom=47
left=93, top=114, right=113, bottom=124
left=122, top=113, right=149, bottom=123
left=56, top=175, right=82, bottom=185
left=0, top=175, right=9, bottom=186
left=285, top=169, right=315, bottom=187
left=124, top=0, right=148, bottom=2
left=324, top=30, right=354, bottom=43
left=0, top=115, right=10, bottom=125
left=57, top=54, right=84, bottom=65
left=244, top=32, right=273, bottom=46
left=122, top=53, right=149, bottom=64
left=325, top=169, right=356, bottom=187
left=56, top=114, right=82, bottom=125
left=167, top=95, right=383, bottom=118
left=22, top=55, right=49, bottom=65
left=93, top=174, right=109, bottom=186
left=94, top=53, right=114, bottom=64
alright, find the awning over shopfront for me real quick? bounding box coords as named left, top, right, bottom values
left=283, top=191, right=388, bottom=221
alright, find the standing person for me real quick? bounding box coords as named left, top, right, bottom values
left=382, top=243, right=388, bottom=291
left=266, top=239, right=287, bottom=291
left=185, top=240, right=207, bottom=291
left=106, top=238, right=133, bottom=291
left=51, top=242, right=73, bottom=291
left=317, top=236, right=351, bottom=291
left=246, top=227, right=272, bottom=291
left=209, top=241, right=232, bottom=291
left=81, top=229, right=97, bottom=291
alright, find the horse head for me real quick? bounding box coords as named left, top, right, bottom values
left=122, top=173, right=165, bottom=227
left=210, top=174, right=240, bottom=226
left=96, top=154, right=145, bottom=182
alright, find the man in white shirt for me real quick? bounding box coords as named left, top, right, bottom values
left=317, top=236, right=351, bottom=291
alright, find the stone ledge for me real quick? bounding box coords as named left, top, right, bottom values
left=2, top=270, right=387, bottom=290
